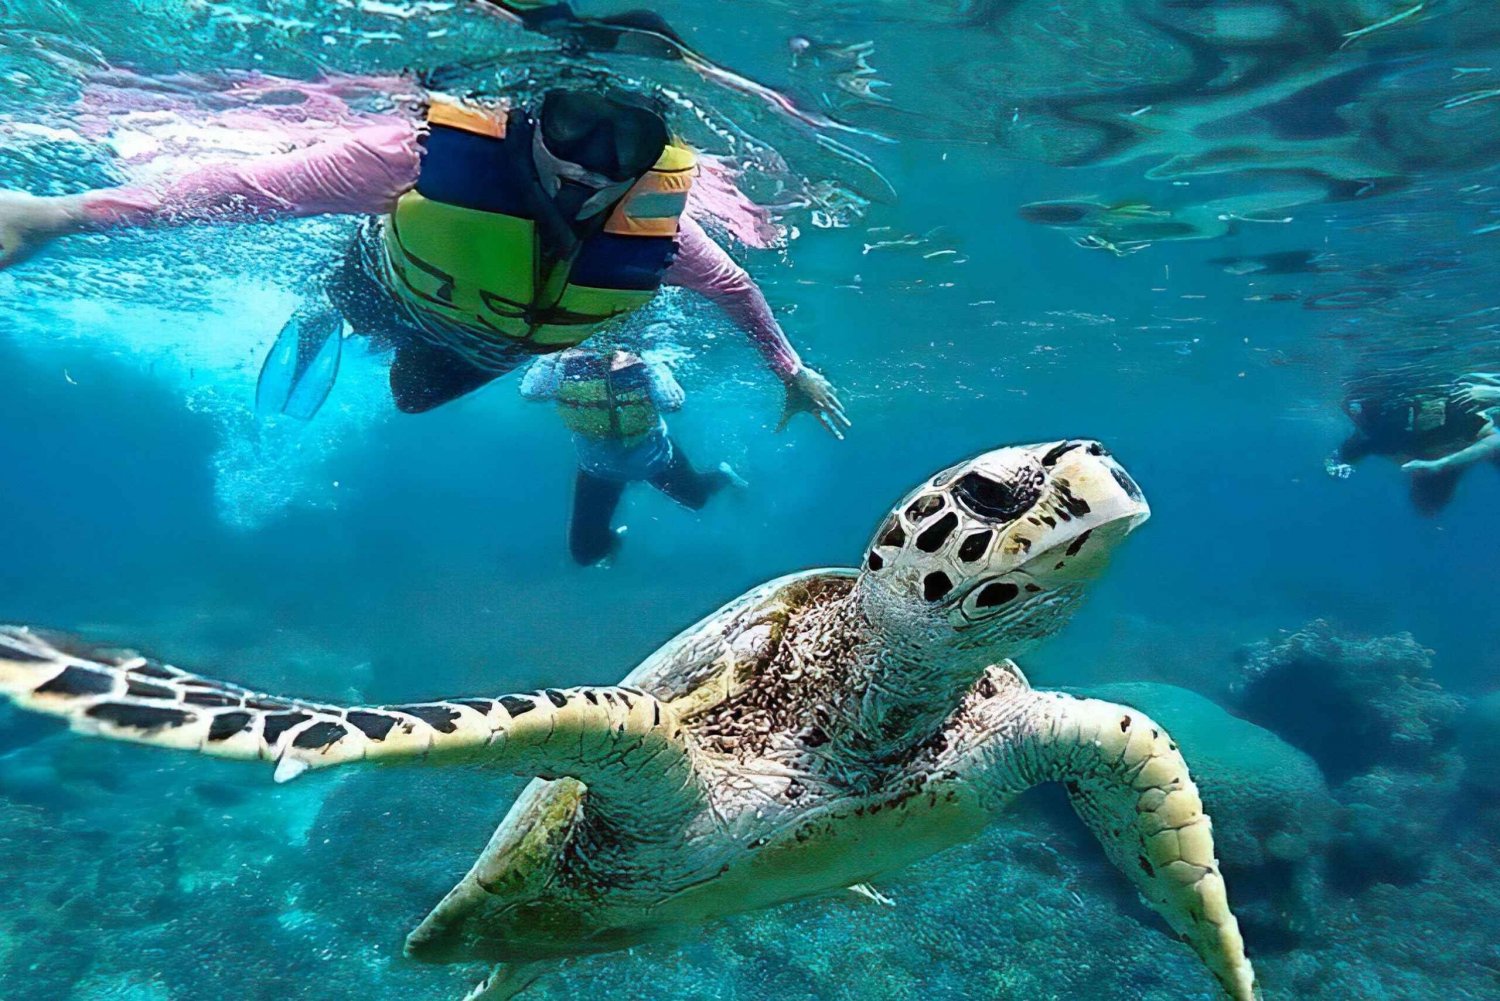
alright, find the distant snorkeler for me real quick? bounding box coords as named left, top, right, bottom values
left=0, top=84, right=849, bottom=438
left=1402, top=374, right=1500, bottom=481
left=1327, top=373, right=1500, bottom=515
left=521, top=345, right=744, bottom=565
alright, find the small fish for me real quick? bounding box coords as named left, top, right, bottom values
left=862, top=237, right=923, bottom=255
left=847, top=883, right=895, bottom=907
left=1073, top=235, right=1150, bottom=257
left=1341, top=2, right=1424, bottom=49
left=837, top=74, right=892, bottom=103
left=1443, top=89, right=1500, bottom=110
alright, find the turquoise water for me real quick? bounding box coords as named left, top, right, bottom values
left=2, top=2, right=1499, bottom=999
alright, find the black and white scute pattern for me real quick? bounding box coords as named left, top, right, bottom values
left=0, top=626, right=693, bottom=793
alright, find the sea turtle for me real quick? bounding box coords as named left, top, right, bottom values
left=0, top=440, right=1258, bottom=1001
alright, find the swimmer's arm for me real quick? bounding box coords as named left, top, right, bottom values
left=1334, top=430, right=1372, bottom=465
left=88, top=121, right=422, bottom=227
left=663, top=216, right=803, bottom=381
left=1408, top=428, right=1500, bottom=473
left=664, top=217, right=850, bottom=438
left=645, top=360, right=685, bottom=412
left=50, top=122, right=420, bottom=240
left=519, top=355, right=565, bottom=401
left=1325, top=430, right=1369, bottom=478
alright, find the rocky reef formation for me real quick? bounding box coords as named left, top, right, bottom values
left=1231, top=619, right=1464, bottom=782
left=1458, top=691, right=1500, bottom=798
left=1231, top=620, right=1474, bottom=894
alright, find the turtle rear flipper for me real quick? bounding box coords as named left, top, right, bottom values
left=949, top=666, right=1259, bottom=1001
left=0, top=626, right=705, bottom=830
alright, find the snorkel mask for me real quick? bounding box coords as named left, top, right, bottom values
left=533, top=89, right=669, bottom=221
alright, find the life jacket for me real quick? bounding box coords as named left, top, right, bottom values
left=381, top=99, right=694, bottom=349
left=553, top=357, right=659, bottom=440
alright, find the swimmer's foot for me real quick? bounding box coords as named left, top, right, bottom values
left=0, top=191, right=86, bottom=270
left=718, top=462, right=750, bottom=489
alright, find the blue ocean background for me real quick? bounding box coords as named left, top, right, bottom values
left=2, top=2, right=1499, bottom=998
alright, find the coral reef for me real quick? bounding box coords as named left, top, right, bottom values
left=1329, top=755, right=1465, bottom=890
left=0, top=737, right=378, bottom=1001
left=1458, top=692, right=1500, bottom=798
left=1232, top=621, right=1476, bottom=892
left=1232, top=619, right=1464, bottom=782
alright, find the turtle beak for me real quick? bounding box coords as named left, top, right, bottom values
left=1093, top=452, right=1150, bottom=531
left=983, top=440, right=1149, bottom=585
left=1038, top=439, right=1149, bottom=531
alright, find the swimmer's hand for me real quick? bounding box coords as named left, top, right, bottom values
left=0, top=192, right=83, bottom=270
left=1324, top=457, right=1355, bottom=479
left=1455, top=380, right=1500, bottom=407
left=1402, top=458, right=1445, bottom=476
left=778, top=367, right=850, bottom=440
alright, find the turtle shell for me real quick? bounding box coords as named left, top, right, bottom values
left=404, top=569, right=856, bottom=962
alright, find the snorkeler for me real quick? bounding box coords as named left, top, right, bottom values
left=1402, top=374, right=1500, bottom=482
left=521, top=346, right=742, bottom=565
left=1327, top=373, right=1500, bottom=515
left=0, top=86, right=849, bottom=438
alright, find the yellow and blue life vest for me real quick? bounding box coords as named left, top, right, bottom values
left=553, top=356, right=659, bottom=440
left=381, top=100, right=695, bottom=349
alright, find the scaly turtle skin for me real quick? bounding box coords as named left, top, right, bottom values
left=0, top=441, right=1259, bottom=1001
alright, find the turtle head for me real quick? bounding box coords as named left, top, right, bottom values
left=856, top=440, right=1150, bottom=662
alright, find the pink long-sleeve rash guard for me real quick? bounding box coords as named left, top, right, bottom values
left=80, top=117, right=803, bottom=379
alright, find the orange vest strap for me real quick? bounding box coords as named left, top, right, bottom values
left=427, top=100, right=509, bottom=139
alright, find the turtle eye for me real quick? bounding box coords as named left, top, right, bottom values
left=953, top=468, right=1044, bottom=521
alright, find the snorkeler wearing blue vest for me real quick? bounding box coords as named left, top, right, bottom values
left=521, top=347, right=744, bottom=565
left=0, top=86, right=849, bottom=438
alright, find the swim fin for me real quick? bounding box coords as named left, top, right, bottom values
left=256, top=306, right=345, bottom=420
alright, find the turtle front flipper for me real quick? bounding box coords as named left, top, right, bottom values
left=0, top=626, right=705, bottom=829
left=946, top=664, right=1259, bottom=1001
left=463, top=961, right=548, bottom=1001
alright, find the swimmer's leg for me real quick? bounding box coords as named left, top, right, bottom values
left=570, top=471, right=627, bottom=565
left=323, top=225, right=505, bottom=414
left=1408, top=466, right=1463, bottom=516
left=648, top=439, right=732, bottom=510
left=388, top=337, right=501, bottom=413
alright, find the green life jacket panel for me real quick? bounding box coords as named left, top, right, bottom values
left=554, top=360, right=659, bottom=440
left=382, top=100, right=695, bottom=348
